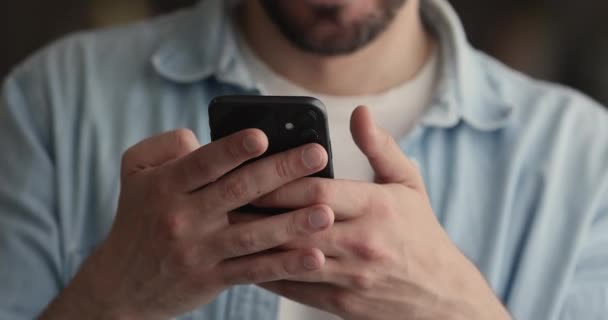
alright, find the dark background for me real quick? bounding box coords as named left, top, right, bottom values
left=1, top=0, right=607, bottom=105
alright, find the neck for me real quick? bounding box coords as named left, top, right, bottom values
left=239, top=0, right=434, bottom=96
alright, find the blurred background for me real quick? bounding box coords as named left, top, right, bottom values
left=1, top=0, right=607, bottom=105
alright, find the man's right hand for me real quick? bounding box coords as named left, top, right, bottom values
left=40, top=129, right=333, bottom=320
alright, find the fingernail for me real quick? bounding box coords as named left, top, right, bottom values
left=308, top=209, right=330, bottom=230
left=302, top=254, right=321, bottom=270
left=302, top=147, right=324, bottom=169
left=243, top=135, right=260, bottom=154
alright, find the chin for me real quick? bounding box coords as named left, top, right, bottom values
left=260, top=0, right=406, bottom=55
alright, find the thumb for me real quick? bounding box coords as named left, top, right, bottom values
left=350, top=106, right=423, bottom=188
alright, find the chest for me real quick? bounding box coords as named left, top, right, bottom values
left=56, top=90, right=578, bottom=319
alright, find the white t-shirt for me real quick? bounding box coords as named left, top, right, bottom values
left=237, top=35, right=438, bottom=319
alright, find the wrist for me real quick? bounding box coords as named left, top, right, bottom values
left=416, top=243, right=511, bottom=320
left=40, top=247, right=141, bottom=320
left=39, top=282, right=135, bottom=320
left=441, top=258, right=512, bottom=320
left=437, top=291, right=511, bottom=320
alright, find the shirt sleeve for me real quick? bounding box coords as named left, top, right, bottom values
left=0, top=69, right=62, bottom=319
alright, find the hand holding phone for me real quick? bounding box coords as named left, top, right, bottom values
left=209, top=95, right=334, bottom=213
left=43, top=127, right=333, bottom=320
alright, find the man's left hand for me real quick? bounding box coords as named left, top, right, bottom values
left=236, top=106, right=511, bottom=320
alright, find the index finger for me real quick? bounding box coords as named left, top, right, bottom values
left=194, top=143, right=328, bottom=214
left=166, top=129, right=268, bottom=193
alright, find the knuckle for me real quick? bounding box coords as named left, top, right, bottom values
left=260, top=257, right=292, bottom=281
left=233, top=230, right=259, bottom=253
left=285, top=212, right=305, bottom=238
left=170, top=129, right=197, bottom=156
left=330, top=291, right=355, bottom=314
left=281, top=220, right=298, bottom=242
left=222, top=177, right=250, bottom=202
left=310, top=180, right=331, bottom=204
left=225, top=139, right=244, bottom=161
left=161, top=213, right=186, bottom=242
left=173, top=128, right=196, bottom=140
left=370, top=194, right=393, bottom=217
left=348, top=238, right=383, bottom=262
left=172, top=129, right=197, bottom=146
left=350, top=272, right=374, bottom=291
left=274, top=156, right=292, bottom=179
left=278, top=256, right=294, bottom=277
left=192, top=155, right=212, bottom=179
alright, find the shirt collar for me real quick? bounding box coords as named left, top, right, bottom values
left=151, top=0, right=513, bottom=131
left=418, top=0, right=514, bottom=131
left=151, top=0, right=256, bottom=89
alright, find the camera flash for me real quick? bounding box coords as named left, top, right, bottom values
left=285, top=122, right=295, bottom=130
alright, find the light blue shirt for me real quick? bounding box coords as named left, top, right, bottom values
left=1, top=0, right=607, bottom=319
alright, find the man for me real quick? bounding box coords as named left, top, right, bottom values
left=0, top=0, right=606, bottom=319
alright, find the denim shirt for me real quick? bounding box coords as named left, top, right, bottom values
left=1, top=0, right=607, bottom=319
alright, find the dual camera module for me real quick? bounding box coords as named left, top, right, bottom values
left=281, top=108, right=321, bottom=144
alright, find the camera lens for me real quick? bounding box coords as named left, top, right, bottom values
left=306, top=109, right=318, bottom=121
left=300, top=129, right=320, bottom=143
left=295, top=110, right=318, bottom=127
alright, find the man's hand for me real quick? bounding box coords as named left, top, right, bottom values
left=40, top=129, right=334, bottom=320
left=248, top=107, right=511, bottom=320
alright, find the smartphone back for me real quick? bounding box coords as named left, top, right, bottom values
left=209, top=95, right=334, bottom=179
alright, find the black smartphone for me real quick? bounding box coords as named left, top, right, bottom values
left=208, top=95, right=334, bottom=212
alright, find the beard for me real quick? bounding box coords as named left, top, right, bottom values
left=259, top=0, right=407, bottom=56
